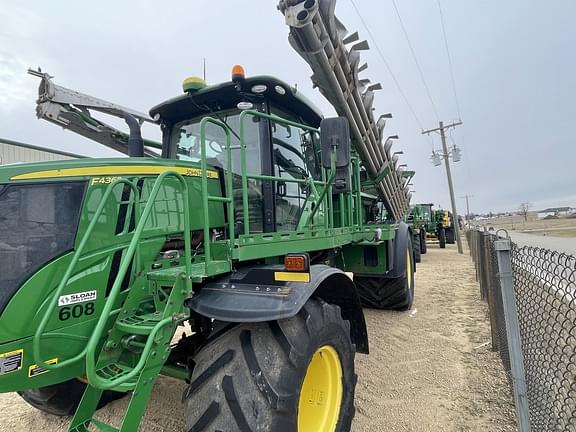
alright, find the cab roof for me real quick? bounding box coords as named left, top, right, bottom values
left=150, top=76, right=323, bottom=127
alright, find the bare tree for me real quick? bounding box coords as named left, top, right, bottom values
left=519, top=202, right=531, bottom=222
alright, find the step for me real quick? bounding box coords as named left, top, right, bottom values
left=147, top=261, right=231, bottom=283
left=97, top=363, right=135, bottom=381
left=115, top=312, right=163, bottom=335
left=91, top=419, right=120, bottom=432
left=95, top=363, right=138, bottom=389
left=146, top=266, right=184, bottom=282
left=70, top=419, right=119, bottom=432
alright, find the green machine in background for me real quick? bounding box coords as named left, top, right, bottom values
left=415, top=204, right=456, bottom=249
left=407, top=204, right=457, bottom=252
left=406, top=203, right=431, bottom=261
left=0, top=1, right=417, bottom=431
left=433, top=209, right=457, bottom=248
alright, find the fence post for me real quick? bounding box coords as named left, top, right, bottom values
left=494, top=237, right=531, bottom=432
left=472, top=230, right=480, bottom=282
left=483, top=232, right=500, bottom=352
left=478, top=231, right=487, bottom=301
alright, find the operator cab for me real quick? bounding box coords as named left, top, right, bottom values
left=150, top=68, right=324, bottom=234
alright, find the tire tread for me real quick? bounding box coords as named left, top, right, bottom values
left=183, top=300, right=356, bottom=432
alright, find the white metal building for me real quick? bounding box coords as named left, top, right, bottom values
left=0, top=138, right=83, bottom=165
left=537, top=207, right=575, bottom=219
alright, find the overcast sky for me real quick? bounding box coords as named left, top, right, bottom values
left=1, top=0, right=574, bottom=214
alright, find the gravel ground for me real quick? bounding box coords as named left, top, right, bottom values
left=351, top=244, right=517, bottom=432
left=0, top=244, right=517, bottom=431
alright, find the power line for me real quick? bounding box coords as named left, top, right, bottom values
left=437, top=0, right=462, bottom=119
left=425, top=133, right=435, bottom=151
left=349, top=0, right=425, bottom=131
left=390, top=0, right=440, bottom=121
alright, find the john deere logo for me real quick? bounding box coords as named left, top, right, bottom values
left=58, top=290, right=97, bottom=307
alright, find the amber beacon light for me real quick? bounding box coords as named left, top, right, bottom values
left=231, top=64, right=246, bottom=82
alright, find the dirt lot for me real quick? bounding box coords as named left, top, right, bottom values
left=476, top=213, right=576, bottom=237
left=475, top=213, right=576, bottom=254
left=0, top=245, right=516, bottom=431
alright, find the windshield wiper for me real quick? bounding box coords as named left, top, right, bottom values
left=213, top=113, right=241, bottom=142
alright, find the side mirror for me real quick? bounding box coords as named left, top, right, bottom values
left=320, top=117, right=350, bottom=169
left=320, top=117, right=351, bottom=193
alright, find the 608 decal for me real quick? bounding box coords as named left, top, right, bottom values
left=59, top=302, right=95, bottom=321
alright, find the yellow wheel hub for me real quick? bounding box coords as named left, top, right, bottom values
left=406, top=248, right=413, bottom=288
left=298, top=345, right=343, bottom=432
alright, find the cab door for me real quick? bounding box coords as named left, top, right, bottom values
left=270, top=116, right=320, bottom=232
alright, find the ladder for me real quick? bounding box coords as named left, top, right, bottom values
left=32, top=171, right=194, bottom=431
left=70, top=268, right=190, bottom=432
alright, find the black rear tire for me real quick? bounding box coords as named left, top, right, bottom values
left=18, top=379, right=126, bottom=417
left=438, top=227, right=446, bottom=248
left=420, top=229, right=427, bottom=254
left=355, top=238, right=415, bottom=311
left=413, top=234, right=422, bottom=263
left=183, top=299, right=356, bottom=432
left=446, top=228, right=455, bottom=244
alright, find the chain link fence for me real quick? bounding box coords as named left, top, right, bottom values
left=466, top=228, right=576, bottom=432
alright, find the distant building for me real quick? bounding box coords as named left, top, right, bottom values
left=537, top=207, right=574, bottom=219
left=0, top=138, right=83, bottom=165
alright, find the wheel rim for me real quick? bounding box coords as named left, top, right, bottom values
left=406, top=248, right=413, bottom=288
left=298, top=345, right=343, bottom=432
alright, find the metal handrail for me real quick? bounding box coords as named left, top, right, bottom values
left=199, top=117, right=232, bottom=269
left=87, top=316, right=182, bottom=390
left=238, top=109, right=333, bottom=233
left=32, top=179, right=140, bottom=371
left=84, top=170, right=192, bottom=389
left=246, top=173, right=325, bottom=185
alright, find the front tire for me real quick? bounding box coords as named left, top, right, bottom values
left=183, top=299, right=356, bottom=432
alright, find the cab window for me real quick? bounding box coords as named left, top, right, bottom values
left=271, top=118, right=319, bottom=231
left=170, top=111, right=265, bottom=233
left=171, top=111, right=261, bottom=175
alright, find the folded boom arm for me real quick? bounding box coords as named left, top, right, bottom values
left=28, top=69, right=161, bottom=156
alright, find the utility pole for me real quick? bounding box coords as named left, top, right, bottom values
left=422, top=120, right=463, bottom=254
left=461, top=194, right=474, bottom=220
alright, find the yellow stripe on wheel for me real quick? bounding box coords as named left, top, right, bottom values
left=298, top=345, right=343, bottom=431
left=406, top=248, right=413, bottom=289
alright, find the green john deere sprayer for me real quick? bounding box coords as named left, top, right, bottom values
left=430, top=208, right=456, bottom=248
left=0, top=1, right=416, bottom=430
left=406, top=203, right=431, bottom=262
left=414, top=204, right=455, bottom=249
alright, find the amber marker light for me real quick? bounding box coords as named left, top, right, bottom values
left=284, top=254, right=310, bottom=273
left=275, top=254, right=311, bottom=283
